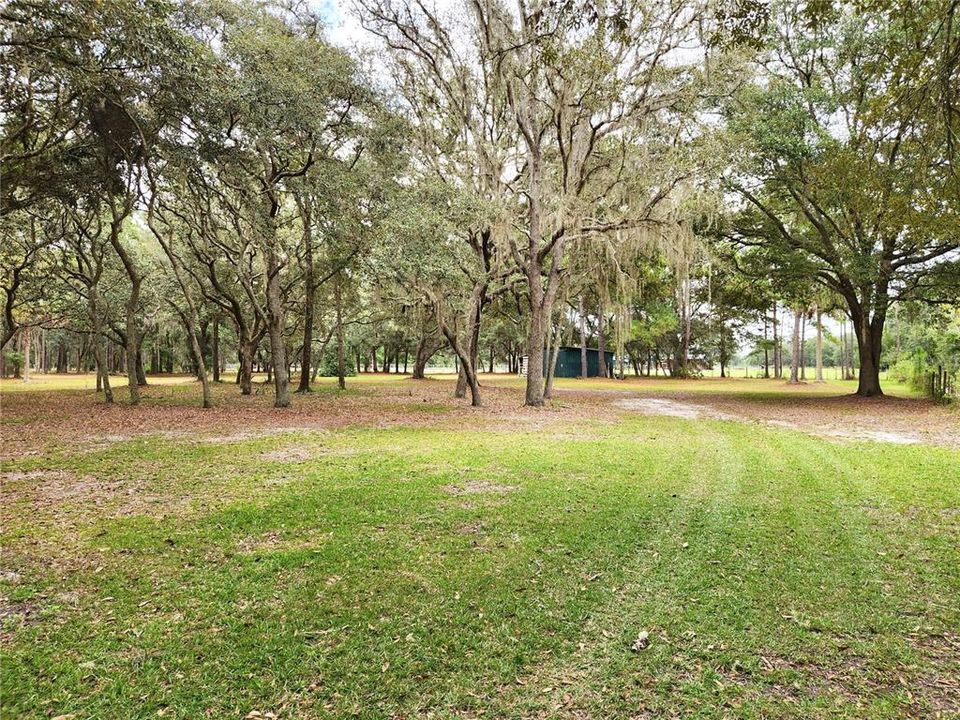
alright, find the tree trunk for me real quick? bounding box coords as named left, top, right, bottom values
left=172, top=304, right=213, bottom=409
left=455, top=285, right=486, bottom=398
left=433, top=304, right=481, bottom=406
left=187, top=323, right=213, bottom=408
left=297, top=197, right=314, bottom=393
left=597, top=299, right=607, bottom=378
left=148, top=214, right=213, bottom=407
left=265, top=242, right=289, bottom=407
left=108, top=217, right=141, bottom=405
left=772, top=303, right=781, bottom=379
left=412, top=338, right=429, bottom=379
left=239, top=341, right=255, bottom=395
left=89, top=292, right=112, bottom=403
left=95, top=338, right=112, bottom=402
left=853, top=312, right=884, bottom=397
left=22, top=327, right=31, bottom=382
left=543, top=320, right=561, bottom=399
left=212, top=316, right=221, bottom=383
left=335, top=272, right=346, bottom=390
left=800, top=310, right=807, bottom=380
left=815, top=306, right=824, bottom=382
left=789, top=308, right=801, bottom=383
left=524, top=303, right=547, bottom=405
left=763, top=313, right=770, bottom=378
left=839, top=320, right=846, bottom=380
left=135, top=344, right=147, bottom=386
left=193, top=322, right=208, bottom=380
left=84, top=287, right=111, bottom=400
left=521, top=135, right=564, bottom=407
left=578, top=295, right=588, bottom=378
left=413, top=338, right=438, bottom=379
left=680, top=276, right=692, bottom=376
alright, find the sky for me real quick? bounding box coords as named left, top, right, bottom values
left=316, top=0, right=379, bottom=49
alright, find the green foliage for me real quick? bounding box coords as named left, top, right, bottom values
left=317, top=346, right=356, bottom=378
left=3, top=349, right=24, bottom=374
left=887, top=305, right=960, bottom=398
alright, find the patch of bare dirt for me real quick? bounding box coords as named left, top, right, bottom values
left=0, top=596, right=41, bottom=643
left=0, top=598, right=38, bottom=624
left=751, top=639, right=960, bottom=717
left=2, top=469, right=106, bottom=504
left=259, top=445, right=360, bottom=463
left=260, top=447, right=314, bottom=462
left=904, top=631, right=960, bottom=716
left=203, top=428, right=312, bottom=444
left=0, top=468, right=182, bottom=521
left=456, top=520, right=486, bottom=535
left=614, top=397, right=738, bottom=421
left=236, top=531, right=284, bottom=553
left=3, top=375, right=957, bottom=462
left=612, top=390, right=959, bottom=448
left=754, top=652, right=870, bottom=702
left=442, top=480, right=517, bottom=496
left=2, top=469, right=67, bottom=482
left=0, top=377, right=626, bottom=460
left=235, top=529, right=331, bottom=554
left=725, top=394, right=956, bottom=448
left=817, top=428, right=921, bottom=444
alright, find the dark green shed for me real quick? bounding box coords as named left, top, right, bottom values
left=546, top=346, right=615, bottom=378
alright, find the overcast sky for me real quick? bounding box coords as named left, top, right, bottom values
left=318, top=0, right=377, bottom=48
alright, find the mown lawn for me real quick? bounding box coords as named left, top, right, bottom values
left=1, top=386, right=958, bottom=718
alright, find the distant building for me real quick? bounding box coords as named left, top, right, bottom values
left=518, top=346, right=615, bottom=378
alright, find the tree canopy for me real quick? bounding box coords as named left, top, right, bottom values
left=2, top=0, right=957, bottom=402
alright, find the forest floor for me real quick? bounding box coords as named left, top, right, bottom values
left=2, top=373, right=959, bottom=719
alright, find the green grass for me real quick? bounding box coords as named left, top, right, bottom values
left=0, top=367, right=917, bottom=398
left=1, top=384, right=957, bottom=718
left=0, top=373, right=194, bottom=393
left=479, top=371, right=921, bottom=398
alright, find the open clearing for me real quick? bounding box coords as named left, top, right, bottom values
left=1, top=374, right=959, bottom=719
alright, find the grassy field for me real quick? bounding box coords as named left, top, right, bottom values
left=0, top=367, right=912, bottom=395
left=0, top=373, right=195, bottom=393
left=1, top=375, right=958, bottom=719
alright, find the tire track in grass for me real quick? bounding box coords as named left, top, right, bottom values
left=489, top=419, right=955, bottom=719
left=803, top=441, right=960, bottom=717
left=712, top=425, right=908, bottom=717
left=487, top=414, right=749, bottom=718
